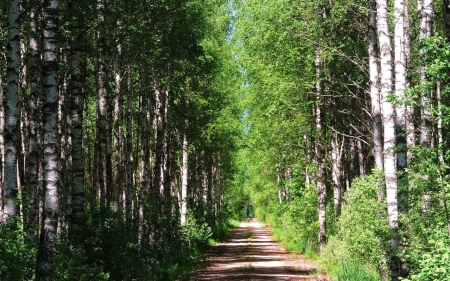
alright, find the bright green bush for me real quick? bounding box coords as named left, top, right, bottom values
left=322, top=172, right=389, bottom=279
left=401, top=229, right=450, bottom=281
left=283, top=186, right=319, bottom=252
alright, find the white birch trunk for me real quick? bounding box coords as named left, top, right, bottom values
left=25, top=2, right=41, bottom=242
left=125, top=65, right=133, bottom=224
left=180, top=119, right=189, bottom=228
left=113, top=43, right=122, bottom=214
left=377, top=0, right=400, bottom=279
left=419, top=0, right=434, bottom=148
left=315, top=48, right=327, bottom=253
left=3, top=0, right=21, bottom=222
left=68, top=14, right=85, bottom=228
left=395, top=0, right=407, bottom=172
left=36, top=0, right=60, bottom=279
left=404, top=3, right=415, bottom=153
left=138, top=94, right=151, bottom=245
left=369, top=0, right=383, bottom=172
left=331, top=131, right=343, bottom=218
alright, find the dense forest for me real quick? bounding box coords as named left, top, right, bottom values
left=1, top=0, right=450, bottom=280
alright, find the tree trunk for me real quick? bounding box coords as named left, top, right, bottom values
left=376, top=1, right=400, bottom=279
left=315, top=48, right=327, bottom=253
left=0, top=71, right=3, bottom=222
left=153, top=86, right=166, bottom=222
left=25, top=3, right=41, bottom=242
left=404, top=3, right=415, bottom=154
left=180, top=118, right=189, bottom=228
left=369, top=0, right=383, bottom=173
left=331, top=130, right=343, bottom=219
left=419, top=0, right=433, bottom=148
left=125, top=65, right=133, bottom=224
left=97, top=0, right=111, bottom=211
left=3, top=0, right=21, bottom=223
left=68, top=4, right=86, bottom=227
left=36, top=0, right=60, bottom=279
left=394, top=0, right=407, bottom=172
left=113, top=44, right=123, bottom=214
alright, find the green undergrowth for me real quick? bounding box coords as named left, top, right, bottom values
left=271, top=227, right=317, bottom=258
left=0, top=210, right=239, bottom=281
left=325, top=259, right=380, bottom=281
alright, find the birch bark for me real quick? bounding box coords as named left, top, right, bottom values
left=419, top=0, right=433, bottom=148
left=36, top=0, right=60, bottom=279
left=315, top=48, right=327, bottom=253
left=394, top=0, right=407, bottom=172
left=180, top=118, right=189, bottom=228
left=3, top=0, right=21, bottom=222
left=377, top=0, right=400, bottom=279
left=25, top=3, right=41, bottom=241
left=369, top=0, right=383, bottom=172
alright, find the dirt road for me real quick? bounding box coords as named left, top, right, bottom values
left=187, top=218, right=328, bottom=280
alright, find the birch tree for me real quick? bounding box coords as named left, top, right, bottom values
left=180, top=116, right=189, bottom=228
left=419, top=0, right=434, bottom=148
left=394, top=0, right=408, bottom=173
left=36, top=0, right=60, bottom=279
left=25, top=0, right=41, bottom=241
left=315, top=48, right=327, bottom=253
left=3, top=0, right=21, bottom=223
left=377, top=0, right=400, bottom=279
left=68, top=0, right=85, bottom=227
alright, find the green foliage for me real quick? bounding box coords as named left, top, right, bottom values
left=183, top=213, right=212, bottom=250
left=401, top=229, right=450, bottom=281
left=327, top=259, right=380, bottom=281
left=321, top=173, right=389, bottom=278
left=0, top=220, right=37, bottom=281
left=399, top=145, right=450, bottom=281
left=282, top=186, right=319, bottom=252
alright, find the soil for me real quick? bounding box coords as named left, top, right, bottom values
left=185, top=218, right=329, bottom=280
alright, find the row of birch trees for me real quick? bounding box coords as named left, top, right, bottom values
left=233, top=0, right=450, bottom=280
left=0, top=0, right=241, bottom=280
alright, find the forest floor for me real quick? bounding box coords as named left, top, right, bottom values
left=185, top=218, right=329, bottom=280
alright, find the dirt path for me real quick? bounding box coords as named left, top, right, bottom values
left=187, top=218, right=328, bottom=280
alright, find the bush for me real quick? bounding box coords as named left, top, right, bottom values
left=0, top=220, right=37, bottom=281
left=322, top=172, right=389, bottom=279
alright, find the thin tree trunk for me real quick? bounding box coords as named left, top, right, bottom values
left=153, top=86, right=166, bottom=222
left=138, top=87, right=151, bottom=246
left=0, top=71, right=4, bottom=222
left=125, top=65, right=133, bottom=224
left=315, top=48, right=327, bottom=253
left=395, top=0, right=407, bottom=171
left=419, top=0, right=434, bottom=148
left=113, top=44, right=123, bottom=214
left=180, top=117, right=189, bottom=228
left=404, top=3, right=415, bottom=154
left=36, top=0, right=60, bottom=279
left=25, top=3, right=41, bottom=242
left=377, top=0, right=400, bottom=279
left=369, top=0, right=383, bottom=174
left=3, top=0, right=21, bottom=223
left=68, top=3, right=86, bottom=227
left=331, top=131, right=343, bottom=219
left=97, top=0, right=111, bottom=211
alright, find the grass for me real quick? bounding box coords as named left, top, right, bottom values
left=271, top=227, right=316, bottom=257
left=325, top=259, right=380, bottom=281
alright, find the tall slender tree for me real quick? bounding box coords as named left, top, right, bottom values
left=419, top=0, right=434, bottom=148
left=36, top=0, right=60, bottom=279
left=315, top=48, right=327, bottom=253
left=377, top=0, right=400, bottom=279
left=3, top=0, right=21, bottom=223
